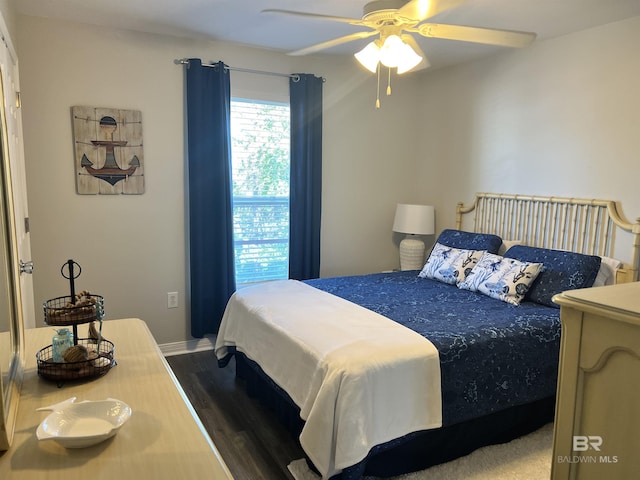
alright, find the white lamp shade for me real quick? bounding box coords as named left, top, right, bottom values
left=354, top=42, right=381, bottom=73
left=379, top=35, right=422, bottom=74
left=392, top=204, right=435, bottom=235
left=395, top=43, right=423, bottom=74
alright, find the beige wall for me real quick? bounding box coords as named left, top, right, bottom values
left=16, top=12, right=640, bottom=345
left=0, top=1, right=15, bottom=40
left=415, top=16, right=640, bottom=264
left=16, top=15, right=418, bottom=344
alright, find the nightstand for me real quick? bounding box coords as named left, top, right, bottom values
left=552, top=283, right=640, bottom=479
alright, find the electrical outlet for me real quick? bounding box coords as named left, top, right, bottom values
left=167, top=292, right=179, bottom=309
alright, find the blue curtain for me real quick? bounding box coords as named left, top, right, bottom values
left=186, top=59, right=236, bottom=337
left=289, top=74, right=323, bottom=280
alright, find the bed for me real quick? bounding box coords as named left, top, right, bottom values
left=214, top=193, right=640, bottom=479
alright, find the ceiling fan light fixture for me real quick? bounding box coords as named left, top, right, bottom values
left=354, top=41, right=381, bottom=73
left=269, top=1, right=537, bottom=108
left=355, top=35, right=423, bottom=75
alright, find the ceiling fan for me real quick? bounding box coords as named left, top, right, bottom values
left=263, top=0, right=537, bottom=74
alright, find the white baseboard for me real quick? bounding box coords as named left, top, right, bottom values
left=160, top=336, right=215, bottom=357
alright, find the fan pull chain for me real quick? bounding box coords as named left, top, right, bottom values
left=375, top=63, right=381, bottom=109
left=387, top=67, right=392, bottom=96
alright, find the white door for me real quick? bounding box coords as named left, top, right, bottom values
left=0, top=18, right=35, bottom=329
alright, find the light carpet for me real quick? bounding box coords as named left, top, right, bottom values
left=288, top=422, right=553, bottom=480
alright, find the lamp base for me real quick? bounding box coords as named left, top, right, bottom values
left=399, top=236, right=426, bottom=271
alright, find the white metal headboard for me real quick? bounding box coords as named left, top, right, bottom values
left=456, top=193, right=640, bottom=283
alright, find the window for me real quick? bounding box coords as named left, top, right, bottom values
left=230, top=99, right=290, bottom=285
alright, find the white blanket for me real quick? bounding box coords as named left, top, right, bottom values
left=215, top=280, right=442, bottom=479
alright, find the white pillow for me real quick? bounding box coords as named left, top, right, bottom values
left=592, top=256, right=622, bottom=287
left=419, top=243, right=485, bottom=285
left=458, top=252, right=543, bottom=305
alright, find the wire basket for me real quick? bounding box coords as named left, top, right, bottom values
left=36, top=338, right=115, bottom=384
left=43, top=295, right=105, bottom=326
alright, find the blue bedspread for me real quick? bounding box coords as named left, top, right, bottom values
left=305, top=270, right=561, bottom=425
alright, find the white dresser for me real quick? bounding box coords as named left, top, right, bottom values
left=0, top=318, right=234, bottom=480
left=552, top=282, right=640, bottom=480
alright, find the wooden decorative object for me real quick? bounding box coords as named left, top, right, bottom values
left=72, top=106, right=145, bottom=195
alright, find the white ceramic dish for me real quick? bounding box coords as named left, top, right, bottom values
left=36, top=397, right=132, bottom=448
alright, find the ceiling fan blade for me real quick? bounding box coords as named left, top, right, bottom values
left=417, top=23, right=536, bottom=48
left=261, top=9, right=364, bottom=26
left=288, top=30, right=379, bottom=56
left=397, top=0, right=465, bottom=22
left=400, top=34, right=430, bottom=71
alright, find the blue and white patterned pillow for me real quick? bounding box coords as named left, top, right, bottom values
left=458, top=252, right=543, bottom=305
left=419, top=243, right=485, bottom=285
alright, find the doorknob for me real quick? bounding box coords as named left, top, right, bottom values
left=19, top=260, right=33, bottom=275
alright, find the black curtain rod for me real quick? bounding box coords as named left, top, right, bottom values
left=174, top=58, right=301, bottom=81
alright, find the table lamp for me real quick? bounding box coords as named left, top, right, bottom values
left=392, top=204, right=435, bottom=270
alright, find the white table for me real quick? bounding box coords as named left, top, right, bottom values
left=0, top=318, right=234, bottom=479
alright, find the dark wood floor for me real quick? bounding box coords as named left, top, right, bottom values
left=166, top=350, right=305, bottom=480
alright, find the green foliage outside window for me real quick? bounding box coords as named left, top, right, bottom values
left=231, top=100, right=290, bottom=284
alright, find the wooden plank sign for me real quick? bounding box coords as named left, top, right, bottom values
left=72, top=106, right=144, bottom=194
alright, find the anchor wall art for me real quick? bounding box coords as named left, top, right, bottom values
left=72, top=106, right=145, bottom=194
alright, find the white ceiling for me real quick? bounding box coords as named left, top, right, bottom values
left=12, top=0, right=640, bottom=69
